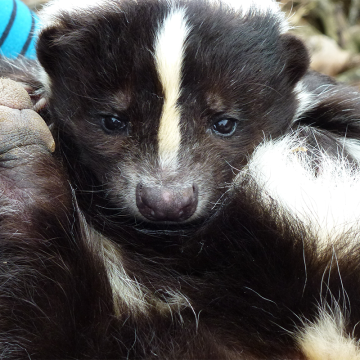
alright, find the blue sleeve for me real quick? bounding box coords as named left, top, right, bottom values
left=0, top=0, right=39, bottom=59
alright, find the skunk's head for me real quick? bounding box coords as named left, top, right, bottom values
left=37, top=0, right=309, bottom=224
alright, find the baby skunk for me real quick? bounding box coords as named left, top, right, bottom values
left=1, top=0, right=360, bottom=359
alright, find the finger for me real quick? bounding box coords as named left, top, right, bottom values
left=0, top=106, right=55, bottom=153
left=0, top=78, right=33, bottom=110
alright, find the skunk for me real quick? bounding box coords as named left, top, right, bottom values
left=1, top=0, right=360, bottom=358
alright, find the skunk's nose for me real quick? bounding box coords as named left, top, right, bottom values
left=136, top=184, right=198, bottom=222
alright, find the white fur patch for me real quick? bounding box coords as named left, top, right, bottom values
left=344, top=138, right=360, bottom=163
left=154, top=8, right=191, bottom=169
left=240, top=129, right=360, bottom=248
left=292, top=80, right=316, bottom=123
left=89, top=227, right=192, bottom=317
left=208, top=0, right=289, bottom=33
left=76, top=215, right=149, bottom=316
left=296, top=306, right=360, bottom=360
left=40, top=0, right=290, bottom=35
left=39, top=0, right=118, bottom=29
left=101, top=237, right=149, bottom=316
left=37, top=67, right=52, bottom=97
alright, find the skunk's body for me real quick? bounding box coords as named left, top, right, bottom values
left=1, top=0, right=360, bottom=359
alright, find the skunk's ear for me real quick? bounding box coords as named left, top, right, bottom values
left=37, top=26, right=73, bottom=79
left=280, top=34, right=310, bottom=85
left=37, top=24, right=98, bottom=98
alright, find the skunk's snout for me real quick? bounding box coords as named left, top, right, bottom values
left=136, top=183, right=198, bottom=222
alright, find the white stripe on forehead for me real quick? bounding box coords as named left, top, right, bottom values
left=154, top=8, right=191, bottom=168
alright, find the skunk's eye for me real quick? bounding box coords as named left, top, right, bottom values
left=212, top=118, right=237, bottom=136
left=101, top=115, right=129, bottom=134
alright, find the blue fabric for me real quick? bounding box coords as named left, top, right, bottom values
left=0, top=0, right=39, bottom=59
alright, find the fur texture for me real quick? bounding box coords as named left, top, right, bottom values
left=1, top=0, right=360, bottom=358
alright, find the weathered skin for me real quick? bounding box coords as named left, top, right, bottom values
left=0, top=78, right=54, bottom=153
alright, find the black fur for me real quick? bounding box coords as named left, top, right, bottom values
left=1, top=0, right=360, bottom=358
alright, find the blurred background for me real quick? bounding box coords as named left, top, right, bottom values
left=20, top=0, right=360, bottom=88
left=282, top=0, right=360, bottom=88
